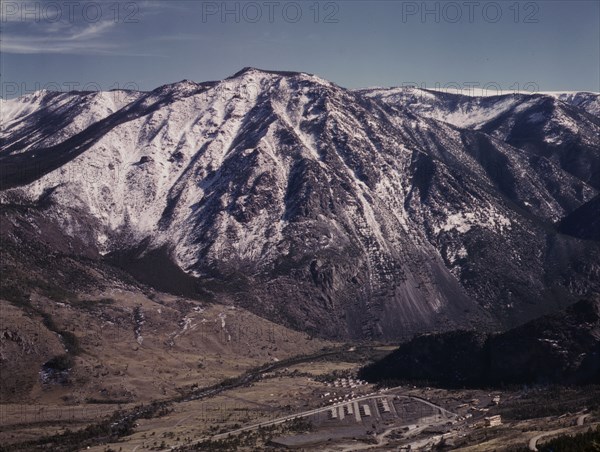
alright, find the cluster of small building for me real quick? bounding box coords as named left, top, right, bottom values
left=321, top=391, right=356, bottom=404
left=326, top=377, right=367, bottom=389
left=328, top=400, right=381, bottom=421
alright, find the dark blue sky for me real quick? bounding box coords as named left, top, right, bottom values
left=2, top=0, right=599, bottom=98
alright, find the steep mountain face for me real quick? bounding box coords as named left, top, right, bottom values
left=1, top=68, right=599, bottom=339
left=359, top=297, right=600, bottom=387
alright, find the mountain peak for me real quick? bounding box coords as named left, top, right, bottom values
left=148, top=79, right=208, bottom=99
left=228, top=67, right=318, bottom=80
left=230, top=67, right=263, bottom=77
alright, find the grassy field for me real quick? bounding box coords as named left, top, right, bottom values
left=0, top=288, right=334, bottom=448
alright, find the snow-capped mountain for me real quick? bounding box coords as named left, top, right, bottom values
left=362, top=87, right=600, bottom=188
left=1, top=68, right=599, bottom=339
left=544, top=91, right=600, bottom=117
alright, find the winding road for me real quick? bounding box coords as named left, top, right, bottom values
left=528, top=412, right=591, bottom=451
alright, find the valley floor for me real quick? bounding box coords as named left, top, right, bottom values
left=1, top=290, right=599, bottom=451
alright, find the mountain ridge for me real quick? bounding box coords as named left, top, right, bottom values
left=1, top=69, right=599, bottom=339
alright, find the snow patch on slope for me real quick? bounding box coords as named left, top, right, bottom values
left=434, top=206, right=512, bottom=235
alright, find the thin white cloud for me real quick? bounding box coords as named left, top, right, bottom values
left=1, top=0, right=201, bottom=55
left=2, top=20, right=118, bottom=54
left=70, top=20, right=115, bottom=40
left=2, top=35, right=162, bottom=56
left=2, top=16, right=163, bottom=56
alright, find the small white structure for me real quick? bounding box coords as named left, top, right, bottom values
left=380, top=398, right=391, bottom=413
left=484, top=415, right=502, bottom=427
left=353, top=402, right=361, bottom=422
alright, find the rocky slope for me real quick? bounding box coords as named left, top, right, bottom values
left=0, top=201, right=331, bottom=404
left=1, top=68, right=599, bottom=339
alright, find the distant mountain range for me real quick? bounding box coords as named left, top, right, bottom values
left=1, top=68, right=599, bottom=339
